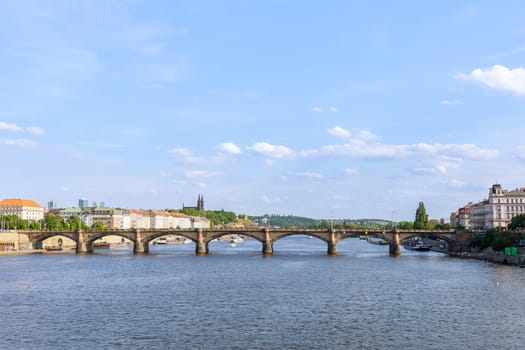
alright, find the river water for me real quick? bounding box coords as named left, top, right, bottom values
left=0, top=236, right=524, bottom=349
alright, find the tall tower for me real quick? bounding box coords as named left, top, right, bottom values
left=79, top=198, right=89, bottom=208
left=198, top=194, right=204, bottom=211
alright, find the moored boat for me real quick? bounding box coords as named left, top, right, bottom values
left=93, top=241, right=110, bottom=249
left=403, top=239, right=431, bottom=251
left=153, top=238, right=168, bottom=245
left=368, top=238, right=389, bottom=245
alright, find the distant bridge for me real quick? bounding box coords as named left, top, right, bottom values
left=18, top=228, right=471, bottom=256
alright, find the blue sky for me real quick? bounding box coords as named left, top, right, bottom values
left=1, top=1, right=525, bottom=220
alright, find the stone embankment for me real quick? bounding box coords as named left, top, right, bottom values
left=451, top=247, right=525, bottom=266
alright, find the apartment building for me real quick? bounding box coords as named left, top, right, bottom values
left=451, top=184, right=525, bottom=230
left=0, top=198, right=44, bottom=221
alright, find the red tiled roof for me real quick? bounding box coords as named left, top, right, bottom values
left=0, top=198, right=43, bottom=208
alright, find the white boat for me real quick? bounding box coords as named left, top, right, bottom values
left=183, top=239, right=191, bottom=244
left=153, top=238, right=168, bottom=245
left=403, top=239, right=431, bottom=251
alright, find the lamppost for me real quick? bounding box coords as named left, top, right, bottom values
left=392, top=211, right=396, bottom=230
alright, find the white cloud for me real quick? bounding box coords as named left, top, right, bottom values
left=518, top=146, right=525, bottom=160
left=184, top=170, right=223, bottom=178
left=26, top=126, right=46, bottom=135
left=289, top=172, right=324, bottom=180
left=442, top=179, right=466, bottom=188
left=169, top=147, right=208, bottom=164
left=0, top=122, right=24, bottom=132
left=327, top=126, right=351, bottom=139
left=0, top=139, right=37, bottom=148
left=247, top=142, right=295, bottom=159
left=330, top=107, right=338, bottom=113
left=260, top=195, right=270, bottom=203
left=264, top=159, right=274, bottom=166
left=457, top=65, right=525, bottom=96
left=312, top=107, right=323, bottom=113
left=170, top=147, right=193, bottom=157
left=440, top=99, right=462, bottom=105
left=344, top=168, right=358, bottom=175
left=412, top=167, right=438, bottom=175
left=171, top=179, right=188, bottom=185
left=357, top=130, right=378, bottom=141
left=59, top=186, right=69, bottom=192
left=218, top=142, right=242, bottom=155
left=68, top=153, right=86, bottom=160
left=332, top=194, right=351, bottom=201
left=436, top=165, right=448, bottom=174
left=303, top=141, right=498, bottom=159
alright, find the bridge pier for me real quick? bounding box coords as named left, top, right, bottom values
left=133, top=230, right=149, bottom=254
left=262, top=240, right=273, bottom=255
left=262, top=229, right=273, bottom=255
left=327, top=242, right=337, bottom=255
left=76, top=230, right=93, bottom=253
left=133, top=241, right=149, bottom=254
left=389, top=231, right=401, bottom=256
left=196, top=229, right=208, bottom=255
left=327, top=230, right=337, bottom=255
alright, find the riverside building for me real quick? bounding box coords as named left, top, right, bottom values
left=451, top=184, right=525, bottom=230
left=0, top=199, right=44, bottom=222
left=57, top=207, right=210, bottom=230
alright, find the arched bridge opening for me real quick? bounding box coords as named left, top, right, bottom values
left=30, top=232, right=77, bottom=251
left=272, top=232, right=330, bottom=255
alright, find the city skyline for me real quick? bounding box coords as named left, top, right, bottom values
left=1, top=1, right=525, bottom=220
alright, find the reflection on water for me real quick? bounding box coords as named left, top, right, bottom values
left=1, top=237, right=524, bottom=350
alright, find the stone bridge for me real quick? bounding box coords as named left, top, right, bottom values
left=19, top=228, right=469, bottom=256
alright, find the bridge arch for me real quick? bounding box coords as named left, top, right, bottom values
left=29, top=231, right=77, bottom=250
left=396, top=233, right=455, bottom=245
left=84, top=231, right=137, bottom=246
left=142, top=231, right=196, bottom=245
left=206, top=231, right=263, bottom=243
left=271, top=231, right=329, bottom=243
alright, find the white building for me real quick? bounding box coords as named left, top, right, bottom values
left=486, top=184, right=525, bottom=229
left=191, top=216, right=210, bottom=229
left=0, top=199, right=44, bottom=222
left=451, top=184, right=525, bottom=230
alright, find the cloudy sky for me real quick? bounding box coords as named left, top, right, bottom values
left=1, top=1, right=525, bottom=220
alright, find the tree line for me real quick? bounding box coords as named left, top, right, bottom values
left=470, top=214, right=525, bottom=252
left=0, top=213, right=96, bottom=231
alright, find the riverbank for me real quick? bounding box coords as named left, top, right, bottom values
left=450, top=247, right=525, bottom=266
left=0, top=249, right=47, bottom=255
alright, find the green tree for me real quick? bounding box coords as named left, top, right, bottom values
left=414, top=201, right=429, bottom=229
left=92, top=221, right=106, bottom=230
left=67, top=215, right=89, bottom=230
left=44, top=213, right=64, bottom=230
left=508, top=214, right=525, bottom=231
left=397, top=221, right=414, bottom=229
left=470, top=228, right=518, bottom=252
left=427, top=219, right=440, bottom=230
left=0, top=214, right=27, bottom=229
left=435, top=222, right=451, bottom=230
left=29, top=221, right=40, bottom=230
